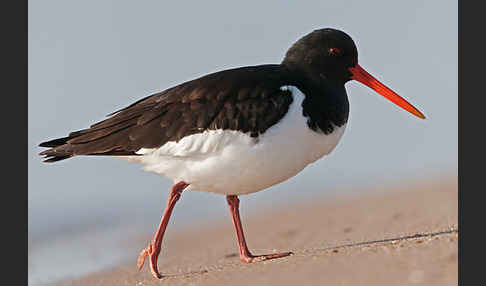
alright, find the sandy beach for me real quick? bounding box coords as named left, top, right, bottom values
left=56, top=176, right=457, bottom=286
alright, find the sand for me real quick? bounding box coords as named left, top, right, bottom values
left=57, top=176, right=457, bottom=286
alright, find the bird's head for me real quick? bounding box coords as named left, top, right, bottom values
left=282, top=28, right=425, bottom=119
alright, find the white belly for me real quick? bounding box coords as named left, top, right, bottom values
left=129, top=86, right=346, bottom=195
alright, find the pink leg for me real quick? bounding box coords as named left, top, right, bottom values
left=226, top=195, right=292, bottom=263
left=137, top=181, right=189, bottom=279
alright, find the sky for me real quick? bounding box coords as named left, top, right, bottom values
left=28, top=0, right=457, bottom=284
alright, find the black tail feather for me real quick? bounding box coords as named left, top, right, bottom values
left=39, top=137, right=71, bottom=148
left=39, top=133, right=140, bottom=163
left=42, top=155, right=73, bottom=163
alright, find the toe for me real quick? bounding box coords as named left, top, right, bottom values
left=137, top=248, right=149, bottom=270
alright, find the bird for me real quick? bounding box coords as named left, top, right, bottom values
left=39, top=28, right=425, bottom=279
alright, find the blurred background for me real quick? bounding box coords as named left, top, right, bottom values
left=28, top=0, right=457, bottom=285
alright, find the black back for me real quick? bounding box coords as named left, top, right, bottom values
left=40, top=65, right=295, bottom=161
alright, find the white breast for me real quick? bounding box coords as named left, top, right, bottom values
left=130, top=86, right=347, bottom=195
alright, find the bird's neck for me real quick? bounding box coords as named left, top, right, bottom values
left=281, top=64, right=349, bottom=134
left=301, top=85, right=349, bottom=135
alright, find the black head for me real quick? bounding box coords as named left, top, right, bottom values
left=282, top=28, right=358, bottom=84
left=282, top=28, right=426, bottom=119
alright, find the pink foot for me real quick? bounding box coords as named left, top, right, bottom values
left=137, top=180, right=189, bottom=279
left=137, top=243, right=162, bottom=279
left=240, top=251, right=293, bottom=263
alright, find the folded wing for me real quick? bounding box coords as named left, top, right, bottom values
left=39, top=65, right=294, bottom=162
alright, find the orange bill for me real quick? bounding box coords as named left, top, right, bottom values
left=349, top=64, right=426, bottom=119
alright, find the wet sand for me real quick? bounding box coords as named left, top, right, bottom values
left=57, top=176, right=457, bottom=286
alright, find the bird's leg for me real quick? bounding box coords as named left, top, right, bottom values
left=226, top=195, right=292, bottom=263
left=137, top=181, right=189, bottom=279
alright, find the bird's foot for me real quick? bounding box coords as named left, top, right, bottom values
left=240, top=251, right=293, bottom=263
left=137, top=243, right=163, bottom=279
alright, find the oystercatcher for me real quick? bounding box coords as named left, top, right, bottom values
left=39, top=28, right=425, bottom=278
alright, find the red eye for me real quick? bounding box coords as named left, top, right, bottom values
left=328, top=47, right=341, bottom=55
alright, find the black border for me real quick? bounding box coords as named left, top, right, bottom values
left=459, top=1, right=477, bottom=285
left=458, top=0, right=462, bottom=283
left=3, top=0, right=27, bottom=285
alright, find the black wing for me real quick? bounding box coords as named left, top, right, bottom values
left=39, top=64, right=294, bottom=162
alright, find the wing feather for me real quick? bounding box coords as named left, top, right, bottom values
left=39, top=65, right=294, bottom=162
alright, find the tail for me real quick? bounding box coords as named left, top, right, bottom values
left=39, top=134, right=138, bottom=162
left=39, top=136, right=76, bottom=162
left=39, top=129, right=139, bottom=163
left=39, top=91, right=163, bottom=163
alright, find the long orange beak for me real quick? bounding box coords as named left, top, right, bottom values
left=349, top=64, right=426, bottom=119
